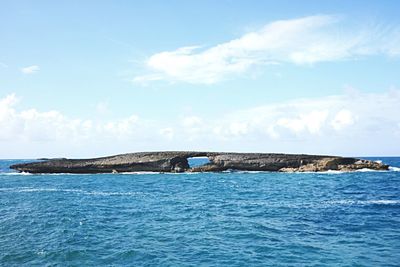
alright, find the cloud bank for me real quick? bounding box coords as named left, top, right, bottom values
left=1, top=89, right=399, bottom=157
left=134, top=15, right=400, bottom=84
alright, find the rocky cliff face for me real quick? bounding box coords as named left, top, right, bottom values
left=10, top=151, right=389, bottom=174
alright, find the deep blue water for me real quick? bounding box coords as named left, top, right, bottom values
left=1, top=158, right=400, bottom=266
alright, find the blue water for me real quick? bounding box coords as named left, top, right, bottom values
left=1, top=158, right=400, bottom=266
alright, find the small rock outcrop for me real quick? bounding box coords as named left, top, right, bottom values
left=10, top=151, right=389, bottom=174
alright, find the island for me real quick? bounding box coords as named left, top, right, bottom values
left=10, top=151, right=388, bottom=173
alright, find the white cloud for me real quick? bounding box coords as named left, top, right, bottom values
left=166, top=89, right=400, bottom=155
left=0, top=94, right=23, bottom=140
left=276, top=110, right=329, bottom=135
left=95, top=101, right=110, bottom=115
left=181, top=116, right=205, bottom=140
left=0, top=62, right=8, bottom=68
left=0, top=94, right=140, bottom=143
left=101, top=115, right=139, bottom=137
left=229, top=122, right=249, bottom=136
left=1, top=89, right=399, bottom=157
left=214, top=90, right=400, bottom=140
left=21, top=65, right=40, bottom=74
left=182, top=116, right=203, bottom=128
left=160, top=127, right=174, bottom=140
left=134, top=15, right=400, bottom=84
left=331, top=109, right=355, bottom=130
left=0, top=93, right=18, bottom=106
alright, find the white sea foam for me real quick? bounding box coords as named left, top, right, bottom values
left=0, top=187, right=143, bottom=196
left=221, top=170, right=270, bottom=174
left=1, top=171, right=33, bottom=176
left=119, top=171, right=163, bottom=175
left=0, top=171, right=165, bottom=176
left=292, top=170, right=346, bottom=174
left=323, top=170, right=345, bottom=174
left=365, top=200, right=400, bottom=205
left=327, top=199, right=400, bottom=205
left=82, top=191, right=141, bottom=196
left=319, top=167, right=398, bottom=173
left=292, top=169, right=380, bottom=174
left=1, top=165, right=399, bottom=176
left=389, top=166, right=400, bottom=172
left=355, top=168, right=380, bottom=172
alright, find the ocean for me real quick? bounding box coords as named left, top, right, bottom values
left=1, top=157, right=399, bottom=266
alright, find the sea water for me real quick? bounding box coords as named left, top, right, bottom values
left=0, top=158, right=399, bottom=266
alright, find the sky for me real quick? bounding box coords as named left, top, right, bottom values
left=1, top=0, right=400, bottom=158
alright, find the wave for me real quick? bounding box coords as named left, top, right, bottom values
left=0, top=187, right=144, bottom=196
left=326, top=199, right=400, bottom=205
left=0, top=171, right=165, bottom=176
left=1, top=166, right=400, bottom=176
left=355, top=168, right=386, bottom=172
left=0, top=171, right=33, bottom=175
left=389, top=166, right=400, bottom=172
left=2, top=187, right=398, bottom=207
left=222, top=170, right=266, bottom=174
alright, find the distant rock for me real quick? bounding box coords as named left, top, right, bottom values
left=37, top=157, right=67, bottom=161
left=11, top=151, right=389, bottom=174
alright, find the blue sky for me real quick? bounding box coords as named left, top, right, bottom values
left=1, top=0, right=400, bottom=158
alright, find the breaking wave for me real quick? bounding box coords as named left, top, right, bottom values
left=389, top=166, right=400, bottom=172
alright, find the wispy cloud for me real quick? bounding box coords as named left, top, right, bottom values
left=20, top=65, right=40, bottom=74
left=1, top=89, right=399, bottom=157
left=134, top=15, right=400, bottom=84
left=95, top=101, right=110, bottom=115
left=0, top=62, right=8, bottom=68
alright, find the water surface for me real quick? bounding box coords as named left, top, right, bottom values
left=1, top=158, right=399, bottom=266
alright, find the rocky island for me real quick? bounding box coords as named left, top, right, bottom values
left=10, top=151, right=388, bottom=174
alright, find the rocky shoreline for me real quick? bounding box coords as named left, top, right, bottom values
left=10, top=151, right=388, bottom=174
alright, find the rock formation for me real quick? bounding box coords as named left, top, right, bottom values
left=10, top=151, right=388, bottom=174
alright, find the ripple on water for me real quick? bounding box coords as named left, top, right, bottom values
left=1, top=158, right=400, bottom=266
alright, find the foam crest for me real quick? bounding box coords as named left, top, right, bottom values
left=0, top=171, right=33, bottom=176
left=0, top=187, right=143, bottom=196
left=389, top=166, right=400, bottom=172
left=1, top=166, right=399, bottom=176
left=327, top=199, right=400, bottom=205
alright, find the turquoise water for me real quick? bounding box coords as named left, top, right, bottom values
left=1, top=158, right=400, bottom=266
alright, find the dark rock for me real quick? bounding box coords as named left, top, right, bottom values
left=10, top=151, right=389, bottom=174
left=37, top=157, right=67, bottom=161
